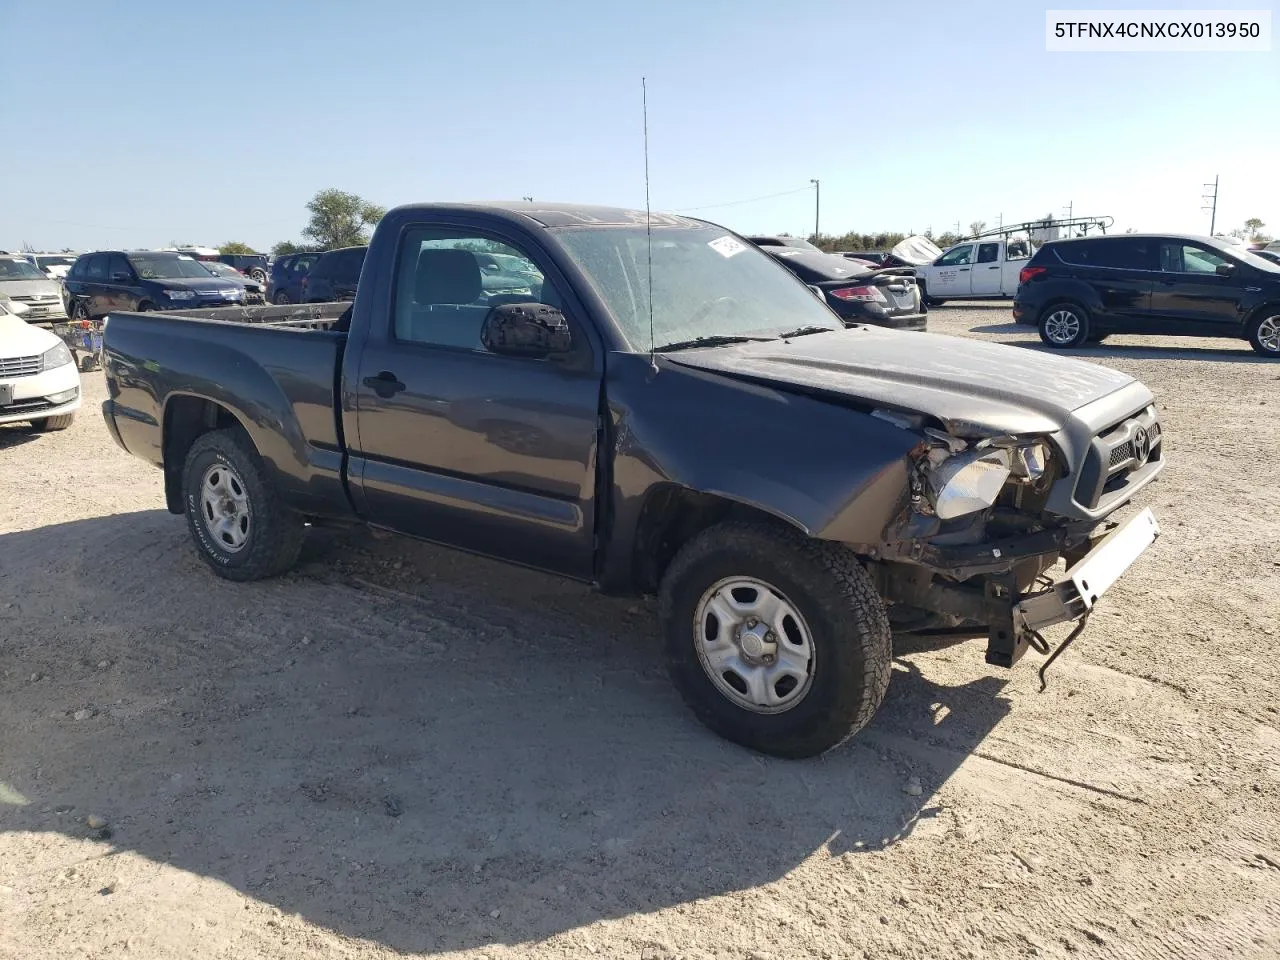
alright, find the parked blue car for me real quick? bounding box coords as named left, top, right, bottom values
left=266, top=252, right=321, bottom=304
left=64, top=251, right=245, bottom=320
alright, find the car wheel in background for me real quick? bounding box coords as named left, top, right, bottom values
left=659, top=520, right=892, bottom=758
left=137, top=302, right=154, bottom=312
left=1038, top=302, right=1091, bottom=348
left=919, top=281, right=944, bottom=308
left=273, top=291, right=292, bottom=305
left=72, top=300, right=91, bottom=323
left=1246, top=311, right=1280, bottom=357
left=31, top=414, right=75, bottom=432
left=181, top=428, right=305, bottom=581
left=249, top=268, right=268, bottom=284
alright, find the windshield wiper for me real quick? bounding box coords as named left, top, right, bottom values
left=776, top=325, right=836, bottom=339
left=653, top=334, right=775, bottom=352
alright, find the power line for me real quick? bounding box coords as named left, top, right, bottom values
left=674, top=185, right=814, bottom=213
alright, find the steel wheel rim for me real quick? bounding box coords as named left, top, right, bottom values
left=692, top=576, right=815, bottom=714
left=1258, top=315, right=1280, bottom=353
left=1043, top=309, right=1080, bottom=344
left=200, top=463, right=251, bottom=553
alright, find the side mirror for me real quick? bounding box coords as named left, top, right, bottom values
left=481, top=302, right=573, bottom=358
left=110, top=271, right=132, bottom=283
left=1215, top=262, right=1236, bottom=277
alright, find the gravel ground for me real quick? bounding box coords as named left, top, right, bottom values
left=1, top=305, right=1278, bottom=960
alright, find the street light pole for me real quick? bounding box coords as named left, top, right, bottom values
left=810, top=179, right=820, bottom=239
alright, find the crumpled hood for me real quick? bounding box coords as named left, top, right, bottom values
left=0, top=278, right=63, bottom=298
left=665, top=326, right=1139, bottom=436
left=0, top=314, right=61, bottom=359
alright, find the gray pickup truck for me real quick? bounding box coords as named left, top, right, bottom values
left=101, top=202, right=1164, bottom=758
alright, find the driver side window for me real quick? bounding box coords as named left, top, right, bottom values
left=937, top=245, right=974, bottom=266
left=393, top=229, right=557, bottom=351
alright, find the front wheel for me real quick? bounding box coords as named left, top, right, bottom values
left=1247, top=312, right=1280, bottom=357
left=659, top=521, right=892, bottom=758
left=31, top=413, right=75, bottom=432
left=273, top=291, right=292, bottom=305
left=182, top=428, right=304, bottom=581
left=1038, top=302, right=1091, bottom=348
left=919, top=282, right=944, bottom=308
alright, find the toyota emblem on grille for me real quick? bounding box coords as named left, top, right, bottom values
left=1132, top=426, right=1151, bottom=465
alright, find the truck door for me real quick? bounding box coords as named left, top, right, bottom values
left=346, top=224, right=602, bottom=580
left=969, top=242, right=1003, bottom=295
left=926, top=244, right=974, bottom=297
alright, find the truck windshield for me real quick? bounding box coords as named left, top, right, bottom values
left=0, top=258, right=46, bottom=280
left=556, top=224, right=842, bottom=351
left=128, top=255, right=218, bottom=280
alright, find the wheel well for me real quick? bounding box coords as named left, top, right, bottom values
left=1035, top=297, right=1088, bottom=320
left=1245, top=302, right=1280, bottom=332
left=630, top=486, right=802, bottom=594
left=162, top=396, right=245, bottom=514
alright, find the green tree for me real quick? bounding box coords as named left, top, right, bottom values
left=219, top=241, right=257, bottom=255
left=1243, top=217, right=1269, bottom=242
left=271, top=240, right=316, bottom=256
left=301, top=189, right=385, bottom=250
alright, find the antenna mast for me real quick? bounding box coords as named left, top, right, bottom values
left=643, top=77, right=656, bottom=373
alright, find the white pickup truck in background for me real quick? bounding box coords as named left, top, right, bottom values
left=915, top=237, right=1035, bottom=304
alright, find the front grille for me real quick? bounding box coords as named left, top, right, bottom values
left=0, top=355, right=41, bottom=378
left=1108, top=442, right=1134, bottom=467
left=0, top=396, right=52, bottom=414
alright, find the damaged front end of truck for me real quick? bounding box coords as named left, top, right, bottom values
left=858, top=401, right=1164, bottom=676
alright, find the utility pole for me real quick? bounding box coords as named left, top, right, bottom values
left=809, top=179, right=820, bottom=239
left=955, top=220, right=961, bottom=237
left=1202, top=176, right=1219, bottom=235
left=1064, top=201, right=1073, bottom=222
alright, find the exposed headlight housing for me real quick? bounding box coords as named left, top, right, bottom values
left=40, top=341, right=73, bottom=371
left=164, top=289, right=196, bottom=301
left=930, top=447, right=1012, bottom=519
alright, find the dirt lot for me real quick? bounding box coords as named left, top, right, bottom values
left=2, top=306, right=1278, bottom=960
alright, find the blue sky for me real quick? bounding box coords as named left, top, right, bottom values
left=1, top=0, right=1275, bottom=252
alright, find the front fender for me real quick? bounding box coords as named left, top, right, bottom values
left=599, top=354, right=917, bottom=587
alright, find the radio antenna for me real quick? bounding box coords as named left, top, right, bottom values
left=643, top=76, right=657, bottom=374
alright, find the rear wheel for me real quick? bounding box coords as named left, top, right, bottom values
left=248, top=268, right=268, bottom=285
left=1038, top=302, right=1090, bottom=348
left=137, top=301, right=154, bottom=312
left=182, top=428, right=305, bottom=581
left=659, top=520, right=892, bottom=758
left=273, top=291, right=292, bottom=305
left=1247, top=312, right=1280, bottom=357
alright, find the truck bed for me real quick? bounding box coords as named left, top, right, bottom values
left=102, top=303, right=353, bottom=518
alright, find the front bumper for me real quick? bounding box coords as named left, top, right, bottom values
left=877, top=507, right=1160, bottom=671
left=0, top=360, right=81, bottom=425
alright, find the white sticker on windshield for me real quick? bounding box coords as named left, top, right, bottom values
left=708, top=236, right=747, bottom=258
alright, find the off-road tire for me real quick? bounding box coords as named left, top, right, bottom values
left=659, top=520, right=892, bottom=759
left=182, top=428, right=304, bottom=581
left=1038, top=301, right=1091, bottom=348
left=1246, top=310, right=1280, bottom=357
left=31, top=413, right=75, bottom=431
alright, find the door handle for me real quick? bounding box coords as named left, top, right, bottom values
left=988, top=265, right=1000, bottom=269
left=363, top=371, right=406, bottom=398
left=959, top=267, right=970, bottom=272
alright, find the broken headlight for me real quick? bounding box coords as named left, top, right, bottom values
left=912, top=431, right=1052, bottom=520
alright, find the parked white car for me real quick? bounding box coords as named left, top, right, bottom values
left=0, top=299, right=80, bottom=430
left=915, top=237, right=1036, bottom=304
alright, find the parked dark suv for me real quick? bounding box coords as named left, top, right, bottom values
left=1014, top=234, right=1280, bottom=357
left=267, top=252, right=321, bottom=304
left=216, top=253, right=271, bottom=284
left=64, top=251, right=245, bottom=319
left=302, top=246, right=367, bottom=303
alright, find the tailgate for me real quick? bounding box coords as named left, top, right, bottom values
left=869, top=268, right=922, bottom=315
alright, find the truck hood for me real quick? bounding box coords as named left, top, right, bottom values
left=664, top=326, right=1138, bottom=436
left=0, top=314, right=59, bottom=358
left=0, top=278, right=63, bottom=298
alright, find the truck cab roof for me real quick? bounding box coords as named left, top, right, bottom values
left=386, top=201, right=704, bottom=230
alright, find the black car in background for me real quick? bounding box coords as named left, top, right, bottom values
left=216, top=253, right=271, bottom=284
left=1253, top=249, right=1280, bottom=266
left=758, top=246, right=926, bottom=330
left=266, top=252, right=321, bottom=304
left=201, top=261, right=266, bottom=303
left=64, top=251, right=244, bottom=319
left=302, top=246, right=367, bottom=302
left=1013, top=233, right=1280, bottom=357
left=836, top=251, right=888, bottom=265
